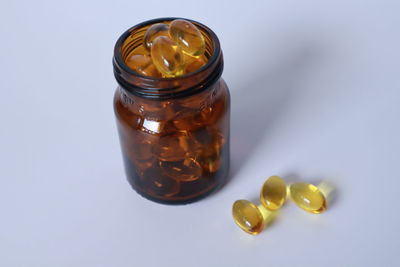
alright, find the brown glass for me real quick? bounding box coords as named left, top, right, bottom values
left=113, top=18, right=230, bottom=204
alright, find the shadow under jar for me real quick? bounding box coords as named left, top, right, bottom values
left=113, top=18, right=230, bottom=204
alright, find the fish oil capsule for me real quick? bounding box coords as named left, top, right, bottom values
left=132, top=157, right=157, bottom=176
left=232, top=200, right=264, bottom=235
left=200, top=99, right=225, bottom=126
left=160, top=158, right=202, bottom=182
left=132, top=139, right=153, bottom=161
left=184, top=55, right=207, bottom=74
left=289, top=183, right=327, bottom=214
left=141, top=166, right=180, bottom=197
left=143, top=23, right=170, bottom=51
left=193, top=128, right=225, bottom=157
left=260, top=176, right=287, bottom=211
left=199, top=153, right=220, bottom=173
left=140, top=100, right=176, bottom=121
left=126, top=140, right=156, bottom=174
left=172, top=112, right=206, bottom=131
left=194, top=129, right=224, bottom=173
left=169, top=19, right=205, bottom=57
left=125, top=54, right=161, bottom=77
left=153, top=132, right=196, bottom=162
left=151, top=36, right=185, bottom=77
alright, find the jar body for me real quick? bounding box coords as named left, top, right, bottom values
left=114, top=78, right=230, bottom=204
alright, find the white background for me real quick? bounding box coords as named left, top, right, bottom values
left=1, top=0, right=400, bottom=266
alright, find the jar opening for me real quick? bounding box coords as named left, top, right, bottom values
left=113, top=17, right=223, bottom=100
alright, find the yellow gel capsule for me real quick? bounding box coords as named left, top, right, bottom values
left=184, top=54, right=207, bottom=74
left=151, top=36, right=184, bottom=77
left=159, top=158, right=202, bottom=182
left=169, top=19, right=205, bottom=57
left=289, top=183, right=327, bottom=214
left=125, top=54, right=161, bottom=77
left=260, top=176, right=287, bottom=211
left=143, top=23, right=170, bottom=51
left=232, top=200, right=264, bottom=235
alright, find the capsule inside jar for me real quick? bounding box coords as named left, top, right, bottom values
left=169, top=19, right=206, bottom=57
left=143, top=23, right=170, bottom=51
left=114, top=18, right=230, bottom=204
left=124, top=19, right=208, bottom=78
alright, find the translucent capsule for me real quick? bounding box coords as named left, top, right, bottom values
left=139, top=100, right=176, bottom=121
left=143, top=23, right=170, bottom=51
left=289, top=183, right=327, bottom=214
left=132, top=158, right=156, bottom=176
left=260, top=176, right=287, bottom=211
left=121, top=132, right=154, bottom=173
left=131, top=139, right=153, bottom=161
left=232, top=200, right=264, bottom=235
left=192, top=128, right=225, bottom=157
left=169, top=19, right=205, bottom=57
left=172, top=112, right=206, bottom=131
left=153, top=132, right=197, bottom=162
left=125, top=54, right=161, bottom=77
left=173, top=104, right=226, bottom=132
left=201, top=99, right=226, bottom=126
left=141, top=166, right=180, bottom=197
left=198, top=153, right=221, bottom=173
left=160, top=158, right=202, bottom=182
left=151, top=36, right=185, bottom=77
left=184, top=54, right=206, bottom=74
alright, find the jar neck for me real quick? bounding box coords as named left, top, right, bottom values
left=113, top=17, right=223, bottom=100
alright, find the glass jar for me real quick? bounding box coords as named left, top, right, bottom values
left=113, top=18, right=230, bottom=204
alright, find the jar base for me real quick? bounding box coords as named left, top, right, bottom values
left=122, top=148, right=230, bottom=205
left=127, top=177, right=227, bottom=205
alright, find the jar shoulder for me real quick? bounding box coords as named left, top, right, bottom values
left=113, top=78, right=230, bottom=136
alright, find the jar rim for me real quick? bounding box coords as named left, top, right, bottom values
left=113, top=17, right=223, bottom=99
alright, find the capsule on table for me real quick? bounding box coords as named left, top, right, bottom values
left=169, top=19, right=205, bottom=57
left=232, top=200, right=264, bottom=235
left=289, top=183, right=327, bottom=214
left=260, top=176, right=287, bottom=211
left=143, top=23, right=170, bottom=51
left=125, top=54, right=161, bottom=77
left=151, top=36, right=185, bottom=77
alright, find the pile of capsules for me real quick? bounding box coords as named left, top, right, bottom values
left=126, top=19, right=207, bottom=77
left=123, top=121, right=226, bottom=197
left=232, top=176, right=329, bottom=235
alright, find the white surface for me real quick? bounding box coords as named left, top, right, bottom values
left=1, top=1, right=400, bottom=266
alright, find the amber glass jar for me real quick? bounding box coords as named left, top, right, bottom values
left=113, top=18, right=230, bottom=204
